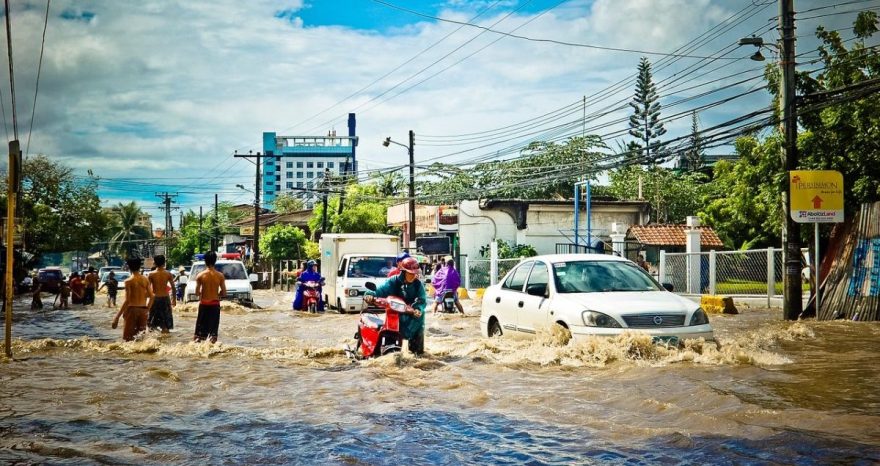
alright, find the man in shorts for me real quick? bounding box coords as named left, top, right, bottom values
left=147, top=254, right=177, bottom=334
left=112, top=257, right=153, bottom=341
left=194, top=251, right=226, bottom=343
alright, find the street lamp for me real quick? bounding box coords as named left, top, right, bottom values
left=383, top=131, right=416, bottom=249
left=236, top=184, right=254, bottom=194
left=739, top=0, right=801, bottom=320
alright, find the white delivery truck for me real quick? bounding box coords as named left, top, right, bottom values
left=320, top=233, right=400, bottom=312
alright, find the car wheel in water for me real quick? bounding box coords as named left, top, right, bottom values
left=489, top=319, right=502, bottom=337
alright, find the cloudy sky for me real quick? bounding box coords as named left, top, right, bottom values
left=0, top=0, right=867, bottom=226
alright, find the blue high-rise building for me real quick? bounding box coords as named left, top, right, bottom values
left=262, top=113, right=358, bottom=208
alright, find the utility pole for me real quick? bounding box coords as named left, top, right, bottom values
left=234, top=150, right=270, bottom=266
left=198, top=206, right=203, bottom=253
left=321, top=168, right=330, bottom=233
left=4, top=140, right=21, bottom=358
left=155, top=192, right=178, bottom=256
left=408, top=130, right=416, bottom=249
left=780, top=0, right=802, bottom=320
left=212, top=194, right=218, bottom=253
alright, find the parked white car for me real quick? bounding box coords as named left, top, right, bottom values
left=181, top=260, right=257, bottom=304
left=480, top=254, right=714, bottom=345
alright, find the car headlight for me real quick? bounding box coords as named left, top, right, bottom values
left=582, top=310, right=622, bottom=328
left=346, top=288, right=359, bottom=297
left=689, top=308, right=709, bottom=326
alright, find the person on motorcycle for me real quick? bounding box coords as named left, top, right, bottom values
left=364, top=257, right=427, bottom=355
left=432, top=257, right=464, bottom=314
left=293, top=260, right=325, bottom=312
left=385, top=251, right=410, bottom=277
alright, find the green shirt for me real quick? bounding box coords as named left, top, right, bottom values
left=365, top=274, right=427, bottom=340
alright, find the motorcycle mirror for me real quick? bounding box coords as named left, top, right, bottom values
left=364, top=282, right=377, bottom=291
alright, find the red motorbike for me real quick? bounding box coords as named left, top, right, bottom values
left=345, top=283, right=420, bottom=359
left=300, top=280, right=321, bottom=313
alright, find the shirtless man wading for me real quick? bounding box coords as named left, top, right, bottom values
left=193, top=251, right=226, bottom=343
left=112, top=257, right=154, bottom=341
left=147, top=254, right=177, bottom=333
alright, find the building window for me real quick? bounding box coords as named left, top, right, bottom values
left=286, top=162, right=293, bottom=168
left=328, top=162, right=334, bottom=169
left=266, top=180, right=273, bottom=186
left=297, top=182, right=303, bottom=188
left=307, top=172, right=314, bottom=178
left=286, top=182, right=293, bottom=189
left=317, top=162, right=324, bottom=168
left=275, top=184, right=280, bottom=191
left=296, top=172, right=304, bottom=179
left=296, top=162, right=303, bottom=168
left=307, top=182, right=313, bottom=189
left=275, top=175, right=281, bottom=181
left=306, top=162, right=314, bottom=168
left=286, top=171, right=293, bottom=178
left=317, top=171, right=324, bottom=178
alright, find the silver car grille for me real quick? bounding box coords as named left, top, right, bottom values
left=622, top=314, right=686, bottom=328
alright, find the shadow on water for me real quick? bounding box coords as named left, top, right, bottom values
left=1, top=409, right=878, bottom=465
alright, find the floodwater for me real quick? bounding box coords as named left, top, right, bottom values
left=1, top=290, right=878, bottom=464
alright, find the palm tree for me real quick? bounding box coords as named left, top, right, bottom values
left=109, top=201, right=150, bottom=256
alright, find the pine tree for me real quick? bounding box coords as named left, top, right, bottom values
left=684, top=111, right=705, bottom=171
left=628, top=57, right=667, bottom=164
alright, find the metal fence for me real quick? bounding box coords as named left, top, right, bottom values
left=464, top=257, right=522, bottom=289
left=661, top=248, right=799, bottom=301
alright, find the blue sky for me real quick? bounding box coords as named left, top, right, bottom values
left=1, top=0, right=867, bottom=228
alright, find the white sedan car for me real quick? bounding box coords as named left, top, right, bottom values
left=480, top=254, right=714, bottom=345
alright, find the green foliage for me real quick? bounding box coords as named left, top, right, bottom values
left=259, top=224, right=308, bottom=261
left=699, top=137, right=784, bottom=249
left=1, top=155, right=112, bottom=257
left=480, top=239, right=537, bottom=259
left=107, top=201, right=151, bottom=257
left=603, top=165, right=709, bottom=224
left=308, top=182, right=397, bottom=236
left=168, top=210, right=209, bottom=266
left=795, top=11, right=880, bottom=205
left=420, top=136, right=606, bottom=203
left=304, top=240, right=320, bottom=260
left=684, top=111, right=705, bottom=172
left=628, top=57, right=667, bottom=164
left=272, top=193, right=305, bottom=214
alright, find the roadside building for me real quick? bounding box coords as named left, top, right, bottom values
left=262, top=113, right=358, bottom=209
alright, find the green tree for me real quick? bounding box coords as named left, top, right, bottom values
left=480, top=239, right=537, bottom=259
left=683, top=111, right=705, bottom=172
left=628, top=57, right=667, bottom=164
left=601, top=165, right=708, bottom=224
left=259, top=224, right=308, bottom=261
left=309, top=182, right=397, bottom=235
left=108, top=201, right=151, bottom=256
left=168, top=210, right=210, bottom=266
left=1, top=155, right=111, bottom=256
left=272, top=193, right=305, bottom=214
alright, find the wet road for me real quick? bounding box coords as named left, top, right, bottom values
left=1, top=290, right=878, bottom=464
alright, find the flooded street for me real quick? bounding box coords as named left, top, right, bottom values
left=1, top=290, right=879, bottom=464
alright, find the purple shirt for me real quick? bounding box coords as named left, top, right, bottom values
left=432, top=265, right=461, bottom=293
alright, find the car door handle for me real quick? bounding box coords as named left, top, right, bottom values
left=495, top=297, right=501, bottom=303
left=518, top=301, right=524, bottom=308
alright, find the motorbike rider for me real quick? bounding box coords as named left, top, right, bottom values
left=364, top=257, right=427, bottom=355
left=385, top=251, right=410, bottom=277
left=293, top=260, right=325, bottom=312
left=432, top=257, right=464, bottom=314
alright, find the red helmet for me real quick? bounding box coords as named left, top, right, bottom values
left=399, top=257, right=421, bottom=276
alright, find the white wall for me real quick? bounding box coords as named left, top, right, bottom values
left=458, top=200, right=646, bottom=259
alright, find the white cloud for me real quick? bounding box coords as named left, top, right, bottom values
left=1, top=0, right=856, bottom=220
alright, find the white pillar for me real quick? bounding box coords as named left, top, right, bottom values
left=463, top=256, right=470, bottom=290
left=659, top=250, right=667, bottom=284
left=610, top=222, right=627, bottom=257
left=490, top=240, right=499, bottom=286
left=708, top=250, right=717, bottom=295
left=685, top=216, right=702, bottom=294
left=767, top=247, right=775, bottom=306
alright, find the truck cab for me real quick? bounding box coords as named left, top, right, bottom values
left=319, top=233, right=400, bottom=313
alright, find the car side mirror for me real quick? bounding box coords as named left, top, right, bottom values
left=249, top=273, right=259, bottom=282
left=526, top=284, right=547, bottom=297
left=662, top=283, right=674, bottom=292
left=337, top=270, right=344, bottom=277
left=365, top=282, right=377, bottom=291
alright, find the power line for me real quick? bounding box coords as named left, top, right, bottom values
left=372, top=0, right=753, bottom=59
left=25, top=0, right=50, bottom=158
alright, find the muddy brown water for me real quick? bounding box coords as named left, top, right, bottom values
left=1, top=290, right=878, bottom=464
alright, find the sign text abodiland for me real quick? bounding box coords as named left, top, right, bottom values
left=789, top=170, right=844, bottom=223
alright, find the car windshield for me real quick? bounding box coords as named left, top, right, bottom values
left=552, top=260, right=661, bottom=293
left=39, top=270, right=62, bottom=280
left=104, top=272, right=130, bottom=282
left=190, top=263, right=248, bottom=280
left=347, top=256, right=395, bottom=278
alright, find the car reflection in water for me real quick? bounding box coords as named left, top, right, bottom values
left=480, top=254, right=714, bottom=345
